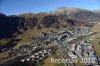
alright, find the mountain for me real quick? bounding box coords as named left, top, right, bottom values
left=92, top=10, right=100, bottom=16
left=0, top=7, right=100, bottom=39
left=49, top=7, right=100, bottom=22
left=0, top=13, right=60, bottom=39
left=0, top=13, right=19, bottom=39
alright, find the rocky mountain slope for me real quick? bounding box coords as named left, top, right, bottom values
left=0, top=7, right=100, bottom=39
left=49, top=7, right=100, bottom=22
left=0, top=13, right=59, bottom=39
left=92, top=10, right=100, bottom=16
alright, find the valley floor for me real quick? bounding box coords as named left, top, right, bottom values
left=0, top=23, right=100, bottom=66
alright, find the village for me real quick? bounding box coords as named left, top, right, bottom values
left=2, top=26, right=100, bottom=66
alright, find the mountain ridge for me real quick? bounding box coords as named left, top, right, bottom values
left=0, top=7, right=100, bottom=39
left=49, top=7, right=100, bottom=22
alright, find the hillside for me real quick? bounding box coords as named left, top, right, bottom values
left=92, top=10, right=100, bottom=16
left=0, top=7, right=100, bottom=47
left=49, top=7, right=100, bottom=22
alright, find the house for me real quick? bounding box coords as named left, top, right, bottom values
left=71, top=44, right=76, bottom=51
left=26, top=58, right=30, bottom=61
left=35, top=56, right=39, bottom=59
left=43, top=50, right=47, bottom=53
left=76, top=44, right=82, bottom=52
left=20, top=59, right=25, bottom=62
left=41, top=53, right=45, bottom=57
left=35, top=53, right=39, bottom=56
left=39, top=51, right=43, bottom=54
left=31, top=55, right=35, bottom=58
left=39, top=57, right=43, bottom=61
left=48, top=49, right=51, bottom=52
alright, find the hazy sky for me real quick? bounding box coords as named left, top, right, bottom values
left=0, top=0, right=100, bottom=15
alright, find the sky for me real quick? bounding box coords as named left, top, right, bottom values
left=0, top=0, right=100, bottom=15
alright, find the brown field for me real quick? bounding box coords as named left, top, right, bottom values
left=15, top=28, right=57, bottom=47
left=89, top=23, right=100, bottom=56
left=91, top=24, right=100, bottom=32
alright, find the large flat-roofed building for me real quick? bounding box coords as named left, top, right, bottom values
left=68, top=51, right=77, bottom=58
left=74, top=50, right=82, bottom=57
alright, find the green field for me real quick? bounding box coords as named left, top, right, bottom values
left=87, top=24, right=100, bottom=56
left=91, top=24, right=100, bottom=56
left=90, top=33, right=100, bottom=56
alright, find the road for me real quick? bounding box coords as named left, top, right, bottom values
left=55, top=32, right=98, bottom=66
left=56, top=40, right=75, bottom=66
